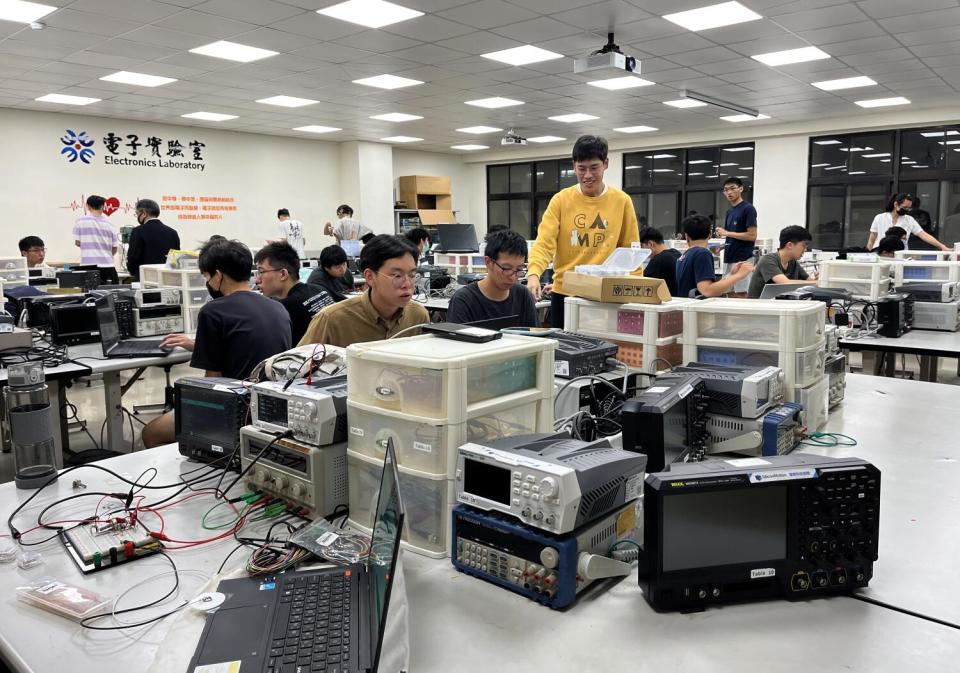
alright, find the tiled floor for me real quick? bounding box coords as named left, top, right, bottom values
left=0, top=363, right=199, bottom=484
left=2, top=353, right=960, bottom=485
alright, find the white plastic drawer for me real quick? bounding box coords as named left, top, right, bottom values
left=347, top=398, right=545, bottom=478
left=347, top=450, right=453, bottom=557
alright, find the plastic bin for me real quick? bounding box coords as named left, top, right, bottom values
left=895, top=250, right=960, bottom=262
left=0, top=257, right=28, bottom=285
left=183, top=306, right=202, bottom=334
left=611, top=340, right=683, bottom=372
left=138, top=264, right=206, bottom=289
left=346, top=394, right=551, bottom=478
left=795, top=376, right=829, bottom=431
left=681, top=298, right=826, bottom=351
left=818, top=260, right=894, bottom=300
left=689, top=342, right=825, bottom=396
left=347, top=450, right=454, bottom=558
left=184, top=287, right=211, bottom=306
left=564, top=297, right=691, bottom=338
left=346, top=334, right=555, bottom=422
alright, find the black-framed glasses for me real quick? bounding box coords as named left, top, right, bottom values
left=26, top=247, right=46, bottom=253
left=491, top=260, right=526, bottom=277
left=254, top=268, right=284, bottom=278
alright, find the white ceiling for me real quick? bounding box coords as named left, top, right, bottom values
left=2, top=0, right=960, bottom=153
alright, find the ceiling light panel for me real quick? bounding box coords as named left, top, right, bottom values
left=293, top=126, right=341, bottom=133
left=587, top=76, right=654, bottom=90
left=549, top=113, right=599, bottom=122
left=663, top=98, right=707, bottom=108
left=353, top=74, right=423, bottom=89
left=257, top=96, right=319, bottom=108
left=370, top=113, right=423, bottom=122
left=381, top=136, right=422, bottom=143
left=189, top=41, right=278, bottom=63
left=855, top=97, right=910, bottom=108
left=0, top=0, right=56, bottom=24
left=663, top=2, right=762, bottom=32
left=451, top=144, right=488, bottom=150
left=811, top=76, right=876, bottom=91
left=35, top=94, right=99, bottom=105
left=528, top=136, right=566, bottom=143
left=317, top=0, right=423, bottom=29
left=482, top=45, right=564, bottom=66
left=456, top=126, right=502, bottom=134
left=100, top=71, right=177, bottom=87
left=182, top=111, right=237, bottom=121
left=465, top=97, right=524, bottom=108
left=614, top=125, right=658, bottom=133
left=720, top=113, right=770, bottom=122
left=752, top=46, right=830, bottom=66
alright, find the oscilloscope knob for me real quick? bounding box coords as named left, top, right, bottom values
left=303, top=402, right=317, bottom=418
left=539, top=477, right=558, bottom=498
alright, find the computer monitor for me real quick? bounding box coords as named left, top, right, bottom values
left=436, top=224, right=479, bottom=253
left=340, top=239, right=362, bottom=258
left=97, top=266, right=120, bottom=285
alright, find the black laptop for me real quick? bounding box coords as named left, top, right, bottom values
left=435, top=223, right=479, bottom=253
left=94, top=293, right=171, bottom=357
left=187, top=441, right=405, bottom=673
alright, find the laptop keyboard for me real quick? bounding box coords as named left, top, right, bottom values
left=266, top=572, right=353, bottom=673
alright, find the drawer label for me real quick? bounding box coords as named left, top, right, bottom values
left=413, top=441, right=432, bottom=453
left=350, top=427, right=364, bottom=437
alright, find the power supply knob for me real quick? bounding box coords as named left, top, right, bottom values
left=291, top=482, right=304, bottom=497
left=275, top=476, right=289, bottom=490
left=540, top=547, right=559, bottom=569
left=539, top=477, right=558, bottom=498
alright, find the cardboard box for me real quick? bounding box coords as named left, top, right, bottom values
left=561, top=273, right=671, bottom=304
left=418, top=210, right=457, bottom=225
left=398, top=175, right=452, bottom=210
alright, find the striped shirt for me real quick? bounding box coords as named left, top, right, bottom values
left=72, top=215, right=117, bottom=265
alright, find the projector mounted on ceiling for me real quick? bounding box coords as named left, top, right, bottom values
left=501, top=129, right=527, bottom=146
left=574, top=33, right=638, bottom=75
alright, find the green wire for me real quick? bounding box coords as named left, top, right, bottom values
left=801, top=432, right=858, bottom=447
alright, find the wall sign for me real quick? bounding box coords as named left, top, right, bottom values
left=59, top=128, right=209, bottom=171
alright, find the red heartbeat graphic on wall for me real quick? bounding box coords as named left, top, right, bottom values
left=59, top=194, right=137, bottom=216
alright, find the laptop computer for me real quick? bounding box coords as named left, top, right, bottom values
left=436, top=224, right=479, bottom=253
left=94, top=294, right=171, bottom=358
left=758, top=282, right=816, bottom=299
left=188, top=441, right=405, bottom=673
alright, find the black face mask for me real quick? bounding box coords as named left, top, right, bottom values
left=897, top=207, right=911, bottom=216
left=206, top=273, right=223, bottom=299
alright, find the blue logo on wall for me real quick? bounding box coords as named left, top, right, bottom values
left=60, top=129, right=95, bottom=164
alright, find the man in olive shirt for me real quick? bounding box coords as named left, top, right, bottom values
left=747, top=226, right=813, bottom=298
left=254, top=241, right=333, bottom=344
left=299, top=235, right=429, bottom=347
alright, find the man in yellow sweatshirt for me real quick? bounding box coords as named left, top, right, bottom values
left=527, top=135, right=639, bottom=328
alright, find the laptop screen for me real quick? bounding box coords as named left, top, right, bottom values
left=95, top=294, right=122, bottom=352
left=340, top=239, right=362, bottom=258
left=368, top=440, right=404, bottom=672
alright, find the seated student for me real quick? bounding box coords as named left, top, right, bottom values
left=307, top=245, right=355, bottom=301
left=885, top=225, right=907, bottom=242
left=254, top=242, right=334, bottom=344
left=142, top=239, right=291, bottom=448
left=448, top=229, right=539, bottom=328
left=676, top=214, right=755, bottom=298
left=638, top=227, right=681, bottom=296
left=299, top=235, right=429, bottom=348
left=404, top=227, right=431, bottom=255
left=747, top=226, right=814, bottom=298
left=876, top=235, right=906, bottom=258
left=18, top=236, right=46, bottom=268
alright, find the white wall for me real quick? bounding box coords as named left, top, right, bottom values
left=391, top=149, right=473, bottom=224
left=0, top=107, right=340, bottom=261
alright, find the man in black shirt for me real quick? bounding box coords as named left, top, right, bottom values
left=307, top=245, right=355, bottom=301
left=141, top=239, right=291, bottom=448
left=448, top=229, right=539, bottom=327
left=639, top=226, right=681, bottom=296
left=127, top=198, right=181, bottom=279
left=254, top=241, right=333, bottom=343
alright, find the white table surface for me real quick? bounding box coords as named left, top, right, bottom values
left=840, top=328, right=960, bottom=356
left=0, top=375, right=958, bottom=673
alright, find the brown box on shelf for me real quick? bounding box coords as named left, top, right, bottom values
left=420, top=210, right=457, bottom=225
left=399, top=175, right=452, bottom=211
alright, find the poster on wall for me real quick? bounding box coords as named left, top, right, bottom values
left=57, top=126, right=238, bottom=227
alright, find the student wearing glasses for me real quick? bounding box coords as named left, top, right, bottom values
left=298, top=234, right=429, bottom=347
left=19, top=236, right=47, bottom=268
left=254, top=241, right=334, bottom=344
left=448, top=229, right=539, bottom=327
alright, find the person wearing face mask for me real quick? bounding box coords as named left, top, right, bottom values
left=142, top=239, right=291, bottom=448
left=126, top=198, right=181, bottom=279
left=403, top=227, right=431, bottom=255
left=866, top=193, right=950, bottom=252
